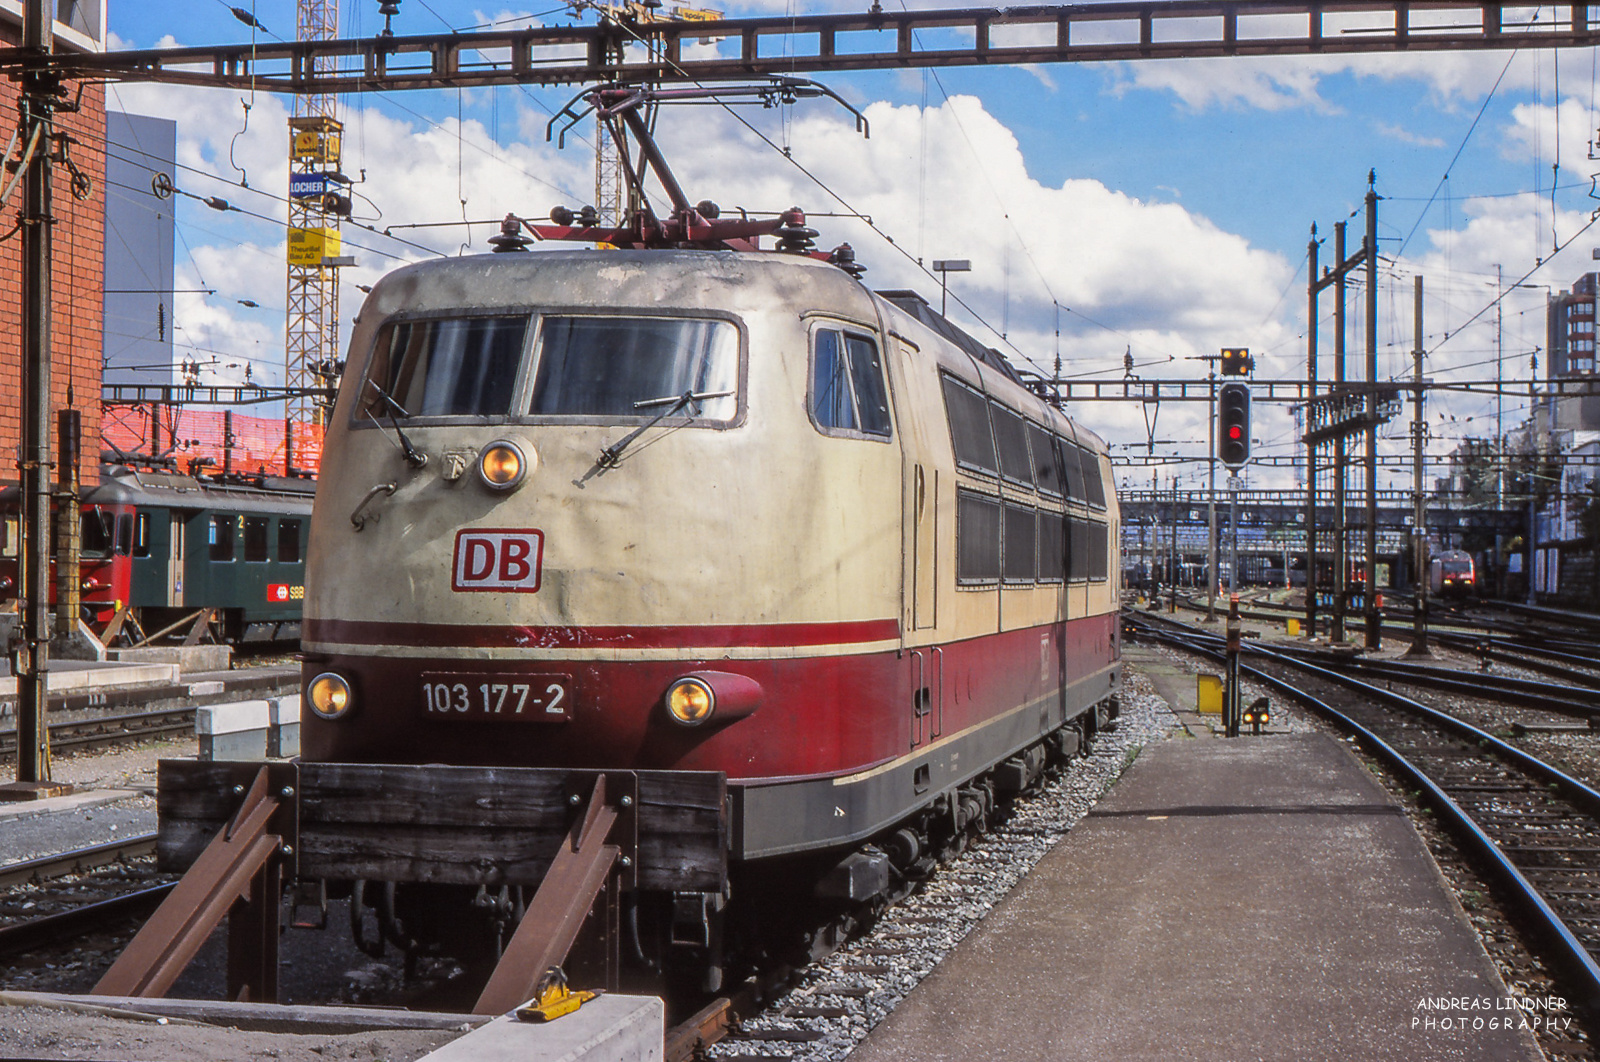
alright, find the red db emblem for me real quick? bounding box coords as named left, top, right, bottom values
left=452, top=529, right=544, bottom=593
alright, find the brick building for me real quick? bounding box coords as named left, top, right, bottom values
left=1, top=3, right=107, bottom=490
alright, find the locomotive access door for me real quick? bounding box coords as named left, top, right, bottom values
left=911, top=464, right=937, bottom=631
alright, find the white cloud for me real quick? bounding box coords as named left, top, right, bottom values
left=1375, top=120, right=1445, bottom=148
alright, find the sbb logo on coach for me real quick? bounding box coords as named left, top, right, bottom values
left=452, top=529, right=545, bottom=592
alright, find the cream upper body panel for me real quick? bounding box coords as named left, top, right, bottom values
left=307, top=250, right=901, bottom=641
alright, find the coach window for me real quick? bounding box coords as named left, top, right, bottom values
left=530, top=316, right=739, bottom=421
left=956, top=489, right=1001, bottom=585
left=132, top=512, right=152, bottom=559
left=810, top=328, right=892, bottom=439
left=278, top=519, right=302, bottom=564
left=210, top=515, right=236, bottom=562
left=244, top=517, right=270, bottom=563
left=360, top=315, right=528, bottom=419
left=1002, top=501, right=1037, bottom=583
left=81, top=510, right=112, bottom=558
left=941, top=375, right=997, bottom=475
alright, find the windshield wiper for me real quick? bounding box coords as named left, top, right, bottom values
left=597, top=389, right=733, bottom=469
left=365, top=380, right=429, bottom=469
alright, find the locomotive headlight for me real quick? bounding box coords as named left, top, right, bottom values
left=308, top=672, right=355, bottom=720
left=665, top=677, right=715, bottom=726
left=477, top=441, right=529, bottom=491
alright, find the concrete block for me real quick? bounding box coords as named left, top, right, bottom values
left=419, top=994, right=663, bottom=1062
left=188, top=680, right=227, bottom=698
left=197, top=700, right=271, bottom=762
left=108, top=644, right=232, bottom=673
left=269, top=695, right=302, bottom=758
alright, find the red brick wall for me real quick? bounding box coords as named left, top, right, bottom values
left=0, top=21, right=106, bottom=490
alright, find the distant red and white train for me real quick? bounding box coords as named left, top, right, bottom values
left=1430, top=549, right=1477, bottom=598
left=285, top=243, right=1121, bottom=982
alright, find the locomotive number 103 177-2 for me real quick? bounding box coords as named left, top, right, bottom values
left=419, top=672, right=572, bottom=721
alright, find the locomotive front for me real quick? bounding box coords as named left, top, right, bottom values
left=301, top=249, right=901, bottom=782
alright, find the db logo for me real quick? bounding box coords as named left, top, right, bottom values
left=452, top=528, right=544, bottom=593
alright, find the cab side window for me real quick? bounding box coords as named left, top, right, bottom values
left=810, top=328, right=891, bottom=438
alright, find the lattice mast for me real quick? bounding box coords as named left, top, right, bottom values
left=285, top=0, right=343, bottom=454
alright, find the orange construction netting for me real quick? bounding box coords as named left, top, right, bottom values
left=102, top=405, right=324, bottom=477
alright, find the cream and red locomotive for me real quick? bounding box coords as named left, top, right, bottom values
left=157, top=83, right=1121, bottom=994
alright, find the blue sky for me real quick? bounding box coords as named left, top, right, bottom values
left=105, top=1, right=1600, bottom=488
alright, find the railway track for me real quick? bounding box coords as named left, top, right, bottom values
left=0, top=707, right=194, bottom=763
left=1128, top=609, right=1600, bottom=1012
left=0, top=834, right=173, bottom=963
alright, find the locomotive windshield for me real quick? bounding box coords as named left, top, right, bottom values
left=529, top=316, right=738, bottom=420
left=360, top=315, right=528, bottom=418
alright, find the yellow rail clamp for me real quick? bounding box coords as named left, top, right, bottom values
left=515, top=968, right=601, bottom=1023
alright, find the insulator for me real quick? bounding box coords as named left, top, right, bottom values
left=695, top=199, right=721, bottom=220
left=578, top=205, right=599, bottom=227
left=828, top=243, right=865, bottom=278
left=488, top=214, right=532, bottom=253
left=549, top=205, right=574, bottom=227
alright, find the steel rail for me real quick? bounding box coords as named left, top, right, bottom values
left=0, top=885, right=175, bottom=959
left=0, top=834, right=160, bottom=891
left=0, top=708, right=195, bottom=763
left=1128, top=611, right=1600, bottom=1012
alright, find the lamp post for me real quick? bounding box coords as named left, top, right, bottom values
left=932, top=259, right=970, bottom=317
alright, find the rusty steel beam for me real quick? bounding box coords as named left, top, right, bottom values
left=93, top=766, right=294, bottom=1001
left=9, top=1, right=1600, bottom=92
left=473, top=775, right=622, bottom=1016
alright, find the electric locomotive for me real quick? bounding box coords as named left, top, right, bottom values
left=148, top=82, right=1120, bottom=999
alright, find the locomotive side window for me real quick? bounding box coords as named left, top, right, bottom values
left=992, top=405, right=1034, bottom=488
left=361, top=315, right=527, bottom=418
left=278, top=519, right=302, bottom=564
left=1030, top=424, right=1062, bottom=497
left=1080, top=447, right=1107, bottom=509
left=1060, top=435, right=1086, bottom=501
left=210, top=515, right=236, bottom=562
left=941, top=376, right=996, bottom=475
left=1038, top=511, right=1065, bottom=582
left=243, top=517, right=270, bottom=562
left=956, top=489, right=1001, bottom=585
left=810, top=329, right=891, bottom=438
left=1002, top=502, right=1036, bottom=583
left=1067, top=517, right=1089, bottom=581
left=529, top=316, right=738, bottom=420
left=132, top=512, right=152, bottom=559
left=1086, top=520, right=1109, bottom=581
left=115, top=514, right=133, bottom=556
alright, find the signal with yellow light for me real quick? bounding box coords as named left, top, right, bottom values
left=1220, top=347, right=1253, bottom=376
left=1242, top=696, right=1271, bottom=734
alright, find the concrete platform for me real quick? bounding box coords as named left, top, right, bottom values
left=849, top=733, right=1544, bottom=1062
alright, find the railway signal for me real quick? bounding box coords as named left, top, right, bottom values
left=1219, top=347, right=1253, bottom=375
left=1217, top=383, right=1251, bottom=467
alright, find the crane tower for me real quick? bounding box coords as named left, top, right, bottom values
left=285, top=0, right=345, bottom=460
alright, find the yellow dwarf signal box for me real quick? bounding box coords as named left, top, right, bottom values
left=288, top=227, right=341, bottom=266
left=1196, top=673, right=1223, bottom=714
